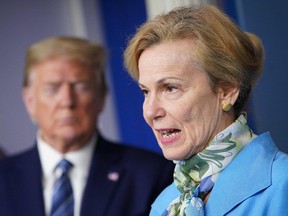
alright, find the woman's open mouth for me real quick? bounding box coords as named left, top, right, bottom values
left=157, top=129, right=181, bottom=144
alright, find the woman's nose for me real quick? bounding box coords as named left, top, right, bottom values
left=143, top=95, right=165, bottom=122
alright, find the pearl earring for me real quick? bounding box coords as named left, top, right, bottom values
left=222, top=103, right=232, bottom=112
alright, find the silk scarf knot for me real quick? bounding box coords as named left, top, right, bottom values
left=163, top=113, right=256, bottom=216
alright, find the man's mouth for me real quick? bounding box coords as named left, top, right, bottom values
left=58, top=117, right=78, bottom=125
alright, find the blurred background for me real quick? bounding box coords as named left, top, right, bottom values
left=0, top=0, right=287, bottom=156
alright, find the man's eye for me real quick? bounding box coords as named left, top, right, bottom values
left=43, top=85, right=58, bottom=95
left=75, top=83, right=91, bottom=92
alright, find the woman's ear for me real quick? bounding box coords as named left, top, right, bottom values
left=219, top=85, right=240, bottom=106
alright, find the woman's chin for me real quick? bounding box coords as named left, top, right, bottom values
left=162, top=149, right=183, bottom=161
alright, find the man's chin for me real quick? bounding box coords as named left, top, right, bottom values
left=56, top=134, right=87, bottom=152
left=56, top=129, right=83, bottom=143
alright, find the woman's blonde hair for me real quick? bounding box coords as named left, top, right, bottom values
left=124, top=5, right=264, bottom=117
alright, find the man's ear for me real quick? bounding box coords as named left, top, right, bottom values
left=22, top=87, right=36, bottom=121
left=219, top=85, right=240, bottom=106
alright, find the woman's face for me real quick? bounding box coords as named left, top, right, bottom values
left=138, top=39, right=235, bottom=160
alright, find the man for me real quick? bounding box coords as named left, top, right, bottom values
left=0, top=36, right=174, bottom=216
left=0, top=147, right=4, bottom=159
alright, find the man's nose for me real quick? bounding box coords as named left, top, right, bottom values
left=59, top=84, right=75, bottom=108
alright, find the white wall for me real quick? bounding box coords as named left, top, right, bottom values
left=145, top=0, right=217, bottom=19
left=0, top=0, right=119, bottom=155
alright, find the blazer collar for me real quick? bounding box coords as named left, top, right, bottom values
left=80, top=134, right=124, bottom=216
left=13, top=145, right=46, bottom=216
left=206, top=132, right=278, bottom=215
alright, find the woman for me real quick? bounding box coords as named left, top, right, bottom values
left=124, top=5, right=288, bottom=216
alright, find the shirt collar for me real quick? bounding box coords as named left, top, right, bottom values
left=37, top=132, right=97, bottom=179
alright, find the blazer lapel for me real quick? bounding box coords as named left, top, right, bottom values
left=80, top=135, right=124, bottom=216
left=206, top=133, right=277, bottom=215
left=12, top=146, right=45, bottom=216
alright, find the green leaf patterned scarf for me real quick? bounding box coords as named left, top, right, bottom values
left=162, top=114, right=256, bottom=216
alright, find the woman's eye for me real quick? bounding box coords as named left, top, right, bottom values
left=140, top=88, right=148, bottom=96
left=164, top=84, right=177, bottom=93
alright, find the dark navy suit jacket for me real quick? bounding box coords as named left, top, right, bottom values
left=0, top=134, right=174, bottom=216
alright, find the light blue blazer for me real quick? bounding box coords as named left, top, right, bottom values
left=150, top=132, right=288, bottom=215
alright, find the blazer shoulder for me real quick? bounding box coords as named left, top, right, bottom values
left=271, top=150, right=288, bottom=184
left=98, top=135, right=167, bottom=160
left=0, top=146, right=38, bottom=164
left=97, top=135, right=174, bottom=172
left=0, top=146, right=40, bottom=178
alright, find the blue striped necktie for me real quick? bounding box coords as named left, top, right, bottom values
left=51, top=159, right=74, bottom=216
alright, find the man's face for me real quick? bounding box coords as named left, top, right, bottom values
left=23, top=58, right=104, bottom=153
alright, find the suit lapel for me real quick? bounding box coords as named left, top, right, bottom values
left=80, top=135, right=124, bottom=216
left=12, top=146, right=45, bottom=216
left=206, top=133, right=277, bottom=215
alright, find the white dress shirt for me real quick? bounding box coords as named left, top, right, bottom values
left=37, top=133, right=96, bottom=216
